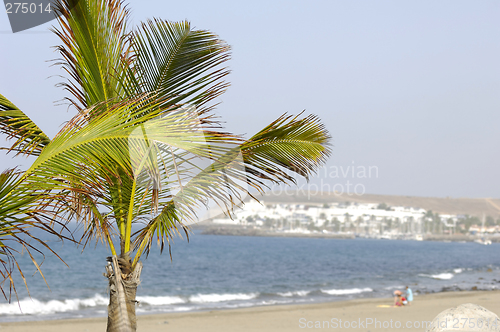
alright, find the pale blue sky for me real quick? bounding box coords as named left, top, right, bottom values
left=1, top=0, right=499, bottom=198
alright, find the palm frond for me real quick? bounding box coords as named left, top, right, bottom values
left=132, top=201, right=188, bottom=264
left=0, top=169, right=69, bottom=302
left=51, top=0, right=131, bottom=111
left=0, top=93, right=51, bottom=156
left=131, top=19, right=231, bottom=114
left=241, top=112, right=332, bottom=186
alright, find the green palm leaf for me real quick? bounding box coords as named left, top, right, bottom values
left=52, top=0, right=131, bottom=110
left=241, top=112, right=331, bottom=186
left=0, top=93, right=50, bottom=156
left=132, top=19, right=230, bottom=110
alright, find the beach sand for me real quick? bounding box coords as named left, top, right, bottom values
left=3, top=291, right=499, bottom=332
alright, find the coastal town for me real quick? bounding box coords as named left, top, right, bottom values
left=207, top=200, right=500, bottom=241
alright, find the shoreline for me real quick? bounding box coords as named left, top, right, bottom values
left=3, top=290, right=500, bottom=332
left=199, top=225, right=500, bottom=243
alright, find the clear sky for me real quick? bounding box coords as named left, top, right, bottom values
left=1, top=0, right=499, bottom=198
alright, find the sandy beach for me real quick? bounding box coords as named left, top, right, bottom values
left=3, top=290, right=499, bottom=332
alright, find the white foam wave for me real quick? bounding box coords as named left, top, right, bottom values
left=453, top=268, right=463, bottom=274
left=432, top=273, right=454, bottom=280
left=0, top=294, right=107, bottom=315
left=137, top=296, right=185, bottom=306
left=277, top=290, right=310, bottom=297
left=419, top=273, right=454, bottom=280
left=173, top=307, right=193, bottom=311
left=189, top=293, right=258, bottom=303
left=260, top=299, right=291, bottom=305
left=321, top=287, right=373, bottom=295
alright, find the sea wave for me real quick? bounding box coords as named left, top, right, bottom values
left=321, top=287, right=373, bottom=295
left=0, top=294, right=107, bottom=315
left=0, top=292, right=261, bottom=316
left=259, top=299, right=293, bottom=305
left=419, top=273, right=454, bottom=280
left=277, top=290, right=310, bottom=297
left=189, top=293, right=258, bottom=303
left=137, top=295, right=186, bottom=306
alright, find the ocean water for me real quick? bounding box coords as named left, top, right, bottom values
left=1, top=232, right=499, bottom=322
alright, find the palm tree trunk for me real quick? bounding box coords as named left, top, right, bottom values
left=105, top=256, right=143, bottom=332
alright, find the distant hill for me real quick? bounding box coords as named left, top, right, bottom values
left=259, top=191, right=500, bottom=218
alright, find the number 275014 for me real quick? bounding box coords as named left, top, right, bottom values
left=5, top=3, right=52, bottom=14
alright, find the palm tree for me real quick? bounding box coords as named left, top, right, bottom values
left=1, top=0, right=331, bottom=330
